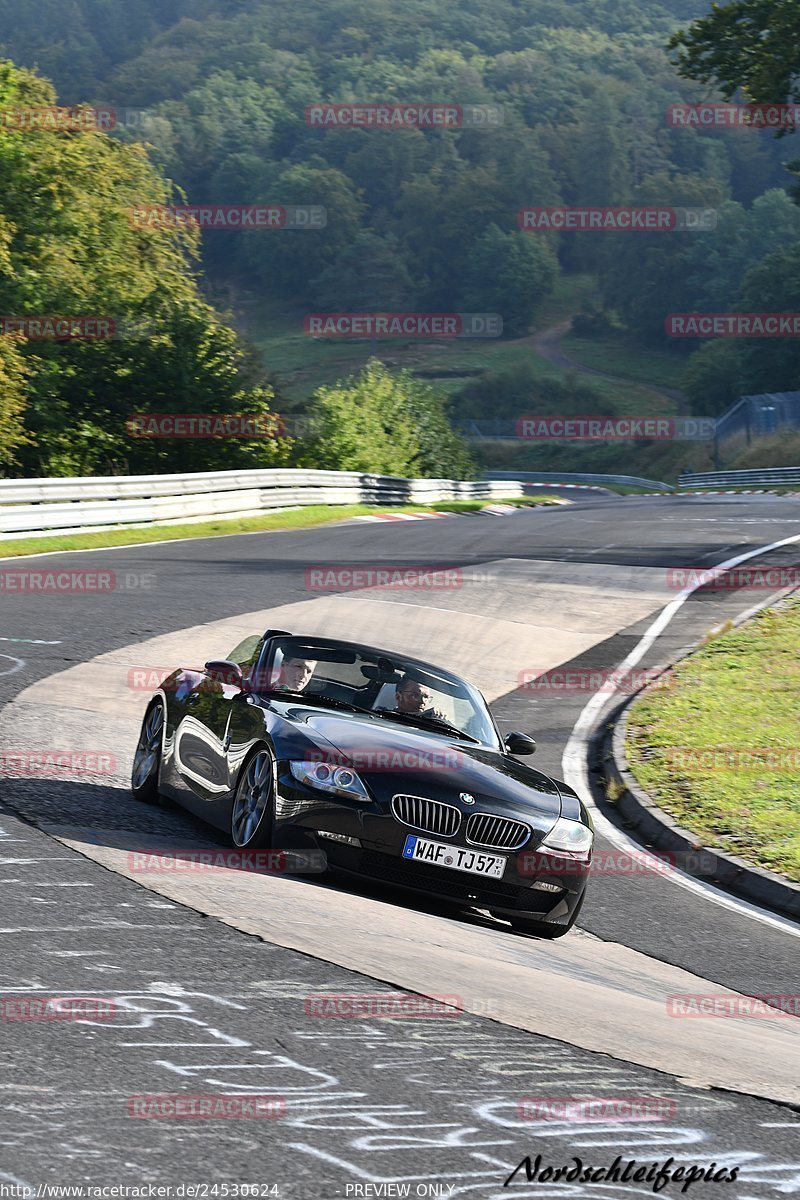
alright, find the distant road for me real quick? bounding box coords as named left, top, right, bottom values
left=532, top=318, right=688, bottom=410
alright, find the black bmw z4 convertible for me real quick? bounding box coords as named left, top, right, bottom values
left=131, top=629, right=593, bottom=937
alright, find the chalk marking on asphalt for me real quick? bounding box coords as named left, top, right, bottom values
left=563, top=532, right=800, bottom=939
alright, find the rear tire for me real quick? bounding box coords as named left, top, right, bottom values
left=131, top=700, right=165, bottom=804
left=230, top=748, right=275, bottom=850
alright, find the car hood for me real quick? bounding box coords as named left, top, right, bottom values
left=270, top=703, right=562, bottom=821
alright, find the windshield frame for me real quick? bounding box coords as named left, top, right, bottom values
left=253, top=634, right=503, bottom=750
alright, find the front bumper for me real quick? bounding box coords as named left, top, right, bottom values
left=273, top=771, right=589, bottom=924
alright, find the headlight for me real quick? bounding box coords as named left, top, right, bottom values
left=289, top=760, right=370, bottom=801
left=539, top=817, right=594, bottom=860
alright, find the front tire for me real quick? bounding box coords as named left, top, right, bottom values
left=230, top=748, right=275, bottom=850
left=131, top=700, right=165, bottom=804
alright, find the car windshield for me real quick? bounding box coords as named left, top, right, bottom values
left=254, top=635, right=500, bottom=748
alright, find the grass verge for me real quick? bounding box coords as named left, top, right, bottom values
left=625, top=598, right=800, bottom=881
left=0, top=497, right=557, bottom=559
left=561, top=331, right=690, bottom=392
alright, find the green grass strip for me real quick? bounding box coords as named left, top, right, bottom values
left=626, top=599, right=800, bottom=881
left=0, top=497, right=557, bottom=559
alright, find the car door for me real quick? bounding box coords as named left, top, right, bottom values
left=173, top=668, right=242, bottom=803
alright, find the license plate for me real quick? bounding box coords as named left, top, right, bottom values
left=402, top=835, right=506, bottom=879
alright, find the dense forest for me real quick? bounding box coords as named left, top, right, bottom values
left=1, top=0, right=799, bottom=476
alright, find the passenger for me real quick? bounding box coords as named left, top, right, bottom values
left=275, top=657, right=317, bottom=693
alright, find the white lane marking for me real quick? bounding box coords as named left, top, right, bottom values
left=563, top=531, right=800, bottom=939
left=0, top=858, right=75, bottom=865
left=698, top=544, right=740, bottom=561
left=45, top=950, right=103, bottom=956
left=0, top=654, right=24, bottom=676
left=0, top=636, right=61, bottom=644
left=10, top=881, right=94, bottom=887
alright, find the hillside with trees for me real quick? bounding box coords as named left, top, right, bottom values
left=1, top=0, right=799, bottom=477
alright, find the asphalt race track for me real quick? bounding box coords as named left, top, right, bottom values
left=1, top=492, right=799, bottom=1197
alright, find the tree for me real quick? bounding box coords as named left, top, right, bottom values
left=670, top=0, right=800, bottom=198
left=0, top=59, right=289, bottom=475
left=242, top=161, right=364, bottom=300
left=312, top=231, right=415, bottom=311
left=600, top=170, right=725, bottom=341
left=0, top=335, right=29, bottom=469
left=300, top=360, right=474, bottom=478
left=461, top=224, right=558, bottom=338
left=735, top=241, right=800, bottom=393
left=682, top=239, right=800, bottom=411
left=669, top=0, right=800, bottom=112
left=452, top=363, right=613, bottom=421
left=682, top=340, right=745, bottom=416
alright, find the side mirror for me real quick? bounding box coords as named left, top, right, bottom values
left=504, top=731, right=537, bottom=756
left=204, top=660, right=245, bottom=691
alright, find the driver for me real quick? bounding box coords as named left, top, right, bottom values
left=275, top=656, right=317, bottom=693
left=394, top=675, right=447, bottom=722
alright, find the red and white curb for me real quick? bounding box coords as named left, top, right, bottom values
left=353, top=511, right=454, bottom=522
left=639, top=489, right=800, bottom=497
left=522, top=482, right=610, bottom=493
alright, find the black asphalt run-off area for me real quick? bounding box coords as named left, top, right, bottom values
left=0, top=493, right=799, bottom=1195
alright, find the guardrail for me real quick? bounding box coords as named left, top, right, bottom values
left=484, top=471, right=674, bottom=492
left=0, top=469, right=525, bottom=539
left=678, top=468, right=800, bottom=489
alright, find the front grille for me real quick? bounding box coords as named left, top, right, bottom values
left=391, top=794, right=461, bottom=837
left=466, top=812, right=531, bottom=851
